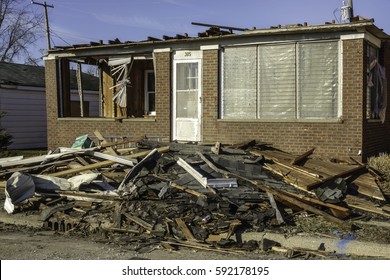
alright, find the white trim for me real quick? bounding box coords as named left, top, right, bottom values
left=338, top=40, right=344, bottom=118
left=172, top=52, right=203, bottom=141
left=200, top=45, right=219, bottom=50
left=174, top=50, right=203, bottom=60
left=153, top=48, right=171, bottom=53
left=340, top=33, right=381, bottom=48
left=144, top=70, right=156, bottom=115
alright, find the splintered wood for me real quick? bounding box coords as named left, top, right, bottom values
left=1, top=138, right=390, bottom=257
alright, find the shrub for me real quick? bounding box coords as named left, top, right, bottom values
left=0, top=111, right=13, bottom=151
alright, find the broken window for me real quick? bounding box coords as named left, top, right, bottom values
left=57, top=59, right=100, bottom=117
left=57, top=54, right=155, bottom=119
left=366, top=44, right=387, bottom=122
left=221, top=40, right=340, bottom=120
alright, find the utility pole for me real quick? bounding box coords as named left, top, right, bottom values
left=32, top=1, right=54, bottom=50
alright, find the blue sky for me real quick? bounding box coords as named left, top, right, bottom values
left=25, top=0, right=390, bottom=60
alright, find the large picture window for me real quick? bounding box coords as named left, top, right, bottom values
left=222, top=41, right=340, bottom=120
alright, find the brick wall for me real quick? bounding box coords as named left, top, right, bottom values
left=46, top=39, right=390, bottom=160
left=201, top=40, right=365, bottom=159
left=45, top=51, right=171, bottom=150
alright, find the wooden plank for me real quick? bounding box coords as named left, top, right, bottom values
left=160, top=241, right=241, bottom=255
left=124, top=213, right=153, bottom=231
left=0, top=156, right=24, bottom=164
left=276, top=189, right=350, bottom=218
left=49, top=146, right=169, bottom=177
left=251, top=149, right=322, bottom=179
left=175, top=218, right=197, bottom=242
left=93, top=130, right=117, bottom=155
left=76, top=63, right=84, bottom=117
left=290, top=148, right=316, bottom=165
left=102, top=63, right=114, bottom=118
left=112, top=202, right=123, bottom=228
left=177, top=157, right=208, bottom=188
left=85, top=151, right=136, bottom=166
left=177, top=156, right=217, bottom=195
left=103, top=227, right=140, bottom=234
left=170, top=182, right=207, bottom=198
left=197, top=152, right=350, bottom=229
left=307, top=165, right=366, bottom=190
left=344, top=195, right=390, bottom=218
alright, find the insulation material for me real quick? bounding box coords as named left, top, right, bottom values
left=298, top=41, right=339, bottom=119
left=109, top=56, right=133, bottom=108
left=222, top=46, right=257, bottom=119
left=258, top=44, right=296, bottom=119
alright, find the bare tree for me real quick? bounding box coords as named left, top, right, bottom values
left=0, top=0, right=44, bottom=65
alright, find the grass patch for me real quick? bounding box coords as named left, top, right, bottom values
left=0, top=149, right=48, bottom=158
left=368, top=153, right=390, bottom=195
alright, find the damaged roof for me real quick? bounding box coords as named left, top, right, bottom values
left=47, top=19, right=390, bottom=54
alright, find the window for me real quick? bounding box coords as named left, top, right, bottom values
left=145, top=70, right=155, bottom=115
left=366, top=44, right=386, bottom=121
left=58, top=56, right=155, bottom=119
left=222, top=41, right=340, bottom=120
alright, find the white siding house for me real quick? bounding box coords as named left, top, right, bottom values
left=0, top=62, right=99, bottom=149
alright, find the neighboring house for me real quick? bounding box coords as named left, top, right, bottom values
left=0, top=62, right=99, bottom=149
left=44, top=19, right=390, bottom=160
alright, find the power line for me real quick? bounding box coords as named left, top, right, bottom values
left=50, top=30, right=72, bottom=46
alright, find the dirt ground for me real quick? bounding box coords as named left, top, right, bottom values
left=0, top=223, right=287, bottom=260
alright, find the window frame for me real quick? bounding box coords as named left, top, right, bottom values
left=144, top=70, right=156, bottom=116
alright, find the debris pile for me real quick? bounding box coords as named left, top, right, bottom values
left=1, top=133, right=389, bottom=257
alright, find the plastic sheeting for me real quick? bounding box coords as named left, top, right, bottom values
left=222, top=46, right=257, bottom=119
left=258, top=44, right=296, bottom=119
left=222, top=41, right=339, bottom=120
left=298, top=41, right=339, bottom=119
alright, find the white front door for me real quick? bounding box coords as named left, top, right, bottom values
left=173, top=51, right=202, bottom=142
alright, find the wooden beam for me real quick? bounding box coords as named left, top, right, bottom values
left=49, top=146, right=170, bottom=177
left=307, top=165, right=366, bottom=190
left=197, top=152, right=350, bottom=229
left=93, top=130, right=117, bottom=155
left=76, top=63, right=84, bottom=117
left=175, top=218, right=197, bottom=242
left=290, top=148, right=316, bottom=165
left=102, top=62, right=114, bottom=118
left=124, top=213, right=153, bottom=231
left=170, top=182, right=207, bottom=198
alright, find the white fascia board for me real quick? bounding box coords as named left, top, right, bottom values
left=153, top=48, right=171, bottom=53
left=341, top=33, right=381, bottom=48
left=200, top=45, right=219, bottom=50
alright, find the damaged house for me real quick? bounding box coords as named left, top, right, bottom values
left=44, top=19, right=390, bottom=160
